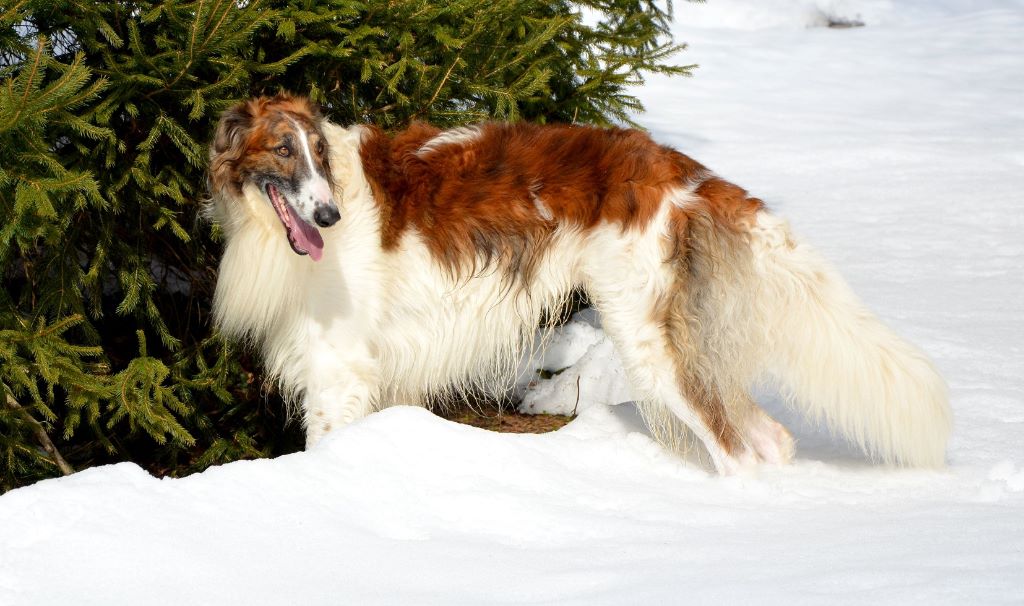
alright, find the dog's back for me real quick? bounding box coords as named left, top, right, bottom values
left=360, top=121, right=713, bottom=405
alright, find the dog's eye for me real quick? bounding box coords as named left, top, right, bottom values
left=276, top=145, right=291, bottom=157
left=315, top=141, right=324, bottom=155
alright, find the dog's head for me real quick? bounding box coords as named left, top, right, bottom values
left=209, top=94, right=338, bottom=261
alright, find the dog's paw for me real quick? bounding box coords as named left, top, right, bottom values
left=746, top=415, right=795, bottom=465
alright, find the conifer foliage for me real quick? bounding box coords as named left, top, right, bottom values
left=0, top=0, right=694, bottom=490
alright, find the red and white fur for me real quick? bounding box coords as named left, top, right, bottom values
left=207, top=94, right=952, bottom=474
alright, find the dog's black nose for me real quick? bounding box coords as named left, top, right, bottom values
left=313, top=204, right=341, bottom=228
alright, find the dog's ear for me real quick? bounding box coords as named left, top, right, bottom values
left=212, top=102, right=253, bottom=157
left=209, top=101, right=255, bottom=195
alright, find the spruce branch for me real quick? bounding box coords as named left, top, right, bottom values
left=416, top=51, right=464, bottom=119
left=3, top=390, right=74, bottom=476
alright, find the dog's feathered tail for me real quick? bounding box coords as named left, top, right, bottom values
left=680, top=207, right=952, bottom=467
left=753, top=211, right=951, bottom=466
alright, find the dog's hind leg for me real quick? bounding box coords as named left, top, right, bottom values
left=661, top=312, right=796, bottom=470
left=591, top=288, right=755, bottom=474
left=583, top=237, right=756, bottom=473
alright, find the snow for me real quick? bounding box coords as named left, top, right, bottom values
left=3, top=1, right=1023, bottom=603
left=516, top=309, right=635, bottom=415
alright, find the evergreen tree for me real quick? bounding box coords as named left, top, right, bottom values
left=0, top=0, right=695, bottom=491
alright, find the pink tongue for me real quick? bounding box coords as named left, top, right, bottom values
left=286, top=204, right=324, bottom=261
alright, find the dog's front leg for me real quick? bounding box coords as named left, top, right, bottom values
left=301, top=344, right=380, bottom=449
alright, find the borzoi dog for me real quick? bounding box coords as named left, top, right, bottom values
left=207, top=94, right=951, bottom=474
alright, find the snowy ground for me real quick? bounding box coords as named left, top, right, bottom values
left=2, top=1, right=1023, bottom=603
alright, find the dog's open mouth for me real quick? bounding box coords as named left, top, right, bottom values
left=266, top=184, right=324, bottom=261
